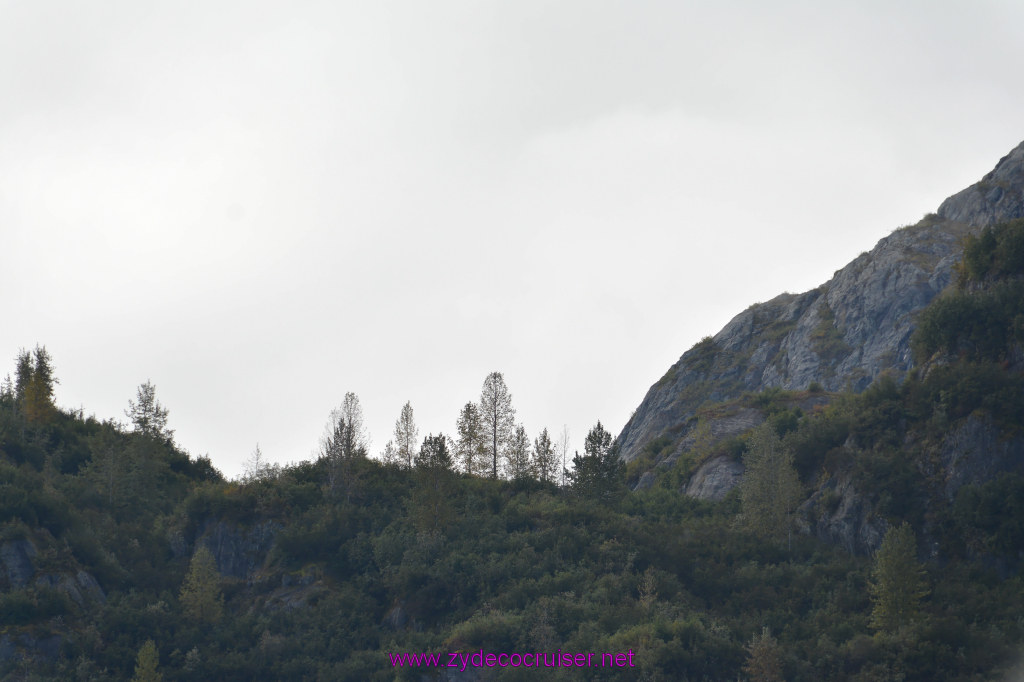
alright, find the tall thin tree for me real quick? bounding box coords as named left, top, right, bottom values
left=393, top=401, right=419, bottom=469
left=479, top=372, right=514, bottom=478
left=506, top=424, right=533, bottom=481
left=533, top=427, right=557, bottom=483
left=455, top=402, right=486, bottom=476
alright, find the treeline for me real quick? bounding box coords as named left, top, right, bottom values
left=1, top=340, right=1022, bottom=680
left=300, top=370, right=622, bottom=497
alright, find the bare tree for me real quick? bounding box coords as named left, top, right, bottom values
left=556, top=425, right=570, bottom=487
left=479, top=372, right=515, bottom=478
left=242, top=443, right=274, bottom=482
left=337, top=392, right=370, bottom=455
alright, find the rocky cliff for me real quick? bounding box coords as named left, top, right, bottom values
left=617, top=140, right=1024, bottom=464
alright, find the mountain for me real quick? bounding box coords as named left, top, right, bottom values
left=617, top=140, right=1024, bottom=466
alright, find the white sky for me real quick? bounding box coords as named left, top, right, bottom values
left=3, top=0, right=1023, bottom=478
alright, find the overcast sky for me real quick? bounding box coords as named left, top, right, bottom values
left=3, top=0, right=1023, bottom=477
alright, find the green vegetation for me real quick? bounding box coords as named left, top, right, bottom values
left=914, top=218, right=1024, bottom=363
left=869, top=523, right=929, bottom=633
left=736, top=423, right=802, bottom=541
left=810, top=301, right=852, bottom=370
left=2, top=220, right=1024, bottom=679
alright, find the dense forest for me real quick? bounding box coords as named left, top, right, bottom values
left=2, top=221, right=1024, bottom=680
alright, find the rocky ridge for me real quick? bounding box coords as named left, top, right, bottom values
left=617, top=140, right=1024, bottom=466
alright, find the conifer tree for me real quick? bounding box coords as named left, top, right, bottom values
left=393, top=401, right=419, bottom=469
left=13, top=349, right=32, bottom=406
left=416, top=433, right=454, bottom=471
left=479, top=372, right=514, bottom=478
left=126, top=381, right=172, bottom=441
left=870, top=522, right=929, bottom=632
left=13, top=345, right=58, bottom=422
left=743, top=627, right=783, bottom=682
left=505, top=424, right=533, bottom=480
left=87, top=426, right=129, bottom=507
left=132, top=639, right=163, bottom=682
left=567, top=421, right=624, bottom=500
left=380, top=439, right=400, bottom=466
left=533, top=427, right=557, bottom=483
left=455, top=402, right=486, bottom=476
left=736, top=423, right=802, bottom=541
left=323, top=392, right=369, bottom=461
left=412, top=433, right=455, bottom=531
left=321, top=393, right=369, bottom=496
left=179, top=545, right=223, bottom=624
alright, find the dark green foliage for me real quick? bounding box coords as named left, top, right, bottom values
left=958, top=218, right=1024, bottom=283
left=414, top=433, right=453, bottom=471
left=915, top=219, right=1024, bottom=363
left=870, top=523, right=929, bottom=633
left=953, top=473, right=1024, bottom=558
left=566, top=421, right=625, bottom=501
left=912, top=280, right=1024, bottom=362
left=2, top=335, right=1024, bottom=680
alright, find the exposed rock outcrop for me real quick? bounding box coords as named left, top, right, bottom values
left=937, top=142, right=1024, bottom=227
left=199, top=519, right=281, bottom=579
left=939, top=415, right=1024, bottom=500
left=797, top=471, right=889, bottom=556
left=683, top=456, right=744, bottom=501
left=1, top=538, right=37, bottom=589
left=618, top=139, right=1024, bottom=464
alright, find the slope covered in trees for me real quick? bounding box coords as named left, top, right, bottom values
left=1, top=170, right=1023, bottom=679
left=2, top=319, right=1024, bottom=680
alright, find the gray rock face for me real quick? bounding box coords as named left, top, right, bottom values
left=798, top=472, right=889, bottom=556
left=34, top=570, right=106, bottom=607
left=937, top=142, right=1024, bottom=227
left=1, top=538, right=37, bottom=589
left=683, top=456, right=744, bottom=501
left=200, top=520, right=281, bottom=579
left=618, top=140, right=1024, bottom=463
left=939, top=415, right=1024, bottom=500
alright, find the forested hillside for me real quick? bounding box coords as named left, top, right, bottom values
left=3, top=185, right=1024, bottom=680
left=2, top=216, right=1024, bottom=680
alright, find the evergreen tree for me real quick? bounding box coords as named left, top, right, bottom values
left=25, top=345, right=57, bottom=422
left=743, top=627, right=783, bottom=682
left=533, top=427, right=557, bottom=483
left=870, top=522, right=929, bottom=632
left=13, top=349, right=32, bottom=406
left=126, top=381, right=172, bottom=441
left=416, top=433, right=454, bottom=471
left=321, top=394, right=369, bottom=495
left=736, top=423, right=802, bottom=541
left=179, top=545, right=223, bottom=624
left=455, top=402, right=486, bottom=476
left=0, top=374, right=12, bottom=402
left=331, top=392, right=369, bottom=459
left=505, top=424, right=533, bottom=481
left=87, top=425, right=129, bottom=507
left=13, top=345, right=58, bottom=422
left=380, top=439, right=400, bottom=465
left=566, top=421, right=624, bottom=500
left=479, top=372, right=514, bottom=478
left=393, top=401, right=419, bottom=469
left=132, top=639, right=163, bottom=682
left=412, top=433, right=455, bottom=531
